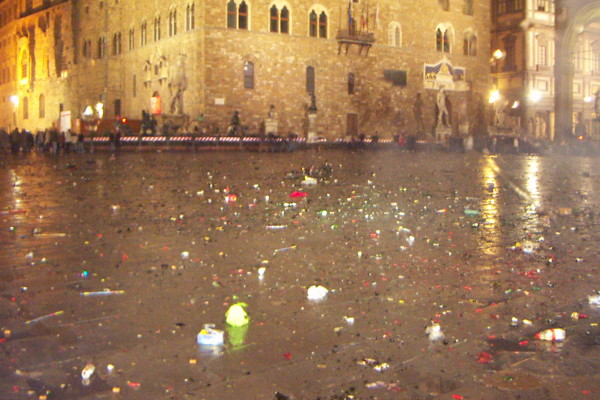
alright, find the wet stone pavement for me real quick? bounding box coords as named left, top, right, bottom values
left=0, top=149, right=600, bottom=400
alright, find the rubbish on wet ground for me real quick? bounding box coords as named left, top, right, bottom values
left=588, top=294, right=600, bottom=306
left=274, top=391, right=291, bottom=400
left=557, top=207, right=572, bottom=216
left=266, top=225, right=287, bottom=230
left=197, top=324, right=225, bottom=346
left=301, top=176, right=317, bottom=186
left=107, top=364, right=115, bottom=374
left=358, top=358, right=390, bottom=371
left=225, top=303, right=250, bottom=327
left=81, top=289, right=125, bottom=297
left=365, top=381, right=402, bottom=391
left=181, top=251, right=190, bottom=259
left=425, top=323, right=445, bottom=342
left=476, top=351, right=493, bottom=364
left=24, top=310, right=64, bottom=325
left=257, top=266, right=266, bottom=278
left=81, top=363, right=95, bottom=386
left=273, top=245, right=296, bottom=254
left=464, top=208, right=480, bottom=216
left=343, top=316, right=355, bottom=324
left=32, top=230, right=67, bottom=238
left=307, top=285, right=328, bottom=300
left=535, top=328, right=566, bottom=342
left=289, top=191, right=308, bottom=198
left=225, top=194, right=237, bottom=203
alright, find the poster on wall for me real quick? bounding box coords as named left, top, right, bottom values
left=60, top=111, right=71, bottom=132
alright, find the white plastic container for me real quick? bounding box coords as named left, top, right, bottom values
left=535, top=328, right=566, bottom=342
left=197, top=324, right=224, bottom=346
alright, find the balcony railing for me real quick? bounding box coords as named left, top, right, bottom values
left=336, top=29, right=376, bottom=56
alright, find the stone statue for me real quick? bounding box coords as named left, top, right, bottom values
left=413, top=92, right=425, bottom=136
left=168, top=54, right=187, bottom=115
left=266, top=105, right=278, bottom=136
left=437, top=86, right=449, bottom=126
left=494, top=98, right=509, bottom=127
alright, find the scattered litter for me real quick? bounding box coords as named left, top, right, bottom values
left=257, top=266, right=266, bottom=279
left=107, top=364, right=115, bottom=374
left=0, top=209, right=27, bottom=215
left=225, top=303, right=250, bottom=327
left=343, top=316, right=355, bottom=325
left=464, top=208, right=480, bottom=216
left=273, top=245, right=296, bottom=254
left=425, top=323, right=445, bottom=342
left=289, top=191, right=308, bottom=198
left=358, top=358, right=390, bottom=371
left=535, top=328, right=566, bottom=342
left=81, top=363, right=95, bottom=386
left=25, top=310, right=64, bottom=325
left=588, top=294, right=600, bottom=306
left=181, top=251, right=190, bottom=259
left=266, top=225, right=286, bottom=230
left=307, top=285, right=328, bottom=301
left=81, top=289, right=125, bottom=297
left=301, top=176, right=318, bottom=186
left=197, top=324, right=225, bottom=346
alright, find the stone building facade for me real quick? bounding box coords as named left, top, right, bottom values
left=491, top=0, right=600, bottom=141
left=2, top=0, right=492, bottom=139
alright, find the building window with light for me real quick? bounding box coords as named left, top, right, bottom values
left=113, top=32, right=121, bottom=55
left=503, top=35, right=516, bottom=71
left=435, top=25, right=452, bottom=53
left=129, top=28, right=134, bottom=50
left=309, top=9, right=327, bottom=38
left=39, top=94, right=45, bottom=118
left=169, top=9, right=177, bottom=36
left=186, top=3, right=195, bottom=30
left=243, top=61, right=254, bottom=89
left=538, top=44, right=548, bottom=67
left=154, top=16, right=161, bottom=41
left=97, top=36, right=106, bottom=59
left=20, top=49, right=28, bottom=80
left=463, top=31, right=477, bottom=56
left=227, top=0, right=249, bottom=30
left=141, top=22, right=147, bottom=46
left=388, top=22, right=401, bottom=47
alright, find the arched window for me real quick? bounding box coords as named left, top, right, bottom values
left=129, top=28, right=134, bottom=50
left=153, top=16, right=161, bottom=41
left=306, top=66, right=315, bottom=94
left=270, top=5, right=278, bottom=32
left=280, top=7, right=289, bottom=33
left=436, top=25, right=452, bottom=53
left=113, top=32, right=121, bottom=55
left=309, top=8, right=327, bottom=38
left=463, top=31, right=477, bottom=56
left=23, top=96, right=29, bottom=120
left=269, top=4, right=289, bottom=34
left=141, top=21, right=147, bottom=46
left=39, top=94, right=45, bottom=118
left=169, top=9, right=177, bottom=36
left=227, top=0, right=237, bottom=28
left=97, top=36, right=106, bottom=58
left=348, top=72, right=355, bottom=95
left=20, top=49, right=28, bottom=79
left=186, top=3, right=195, bottom=30
left=238, top=1, right=248, bottom=29
left=244, top=61, right=254, bottom=89
left=388, top=22, right=401, bottom=47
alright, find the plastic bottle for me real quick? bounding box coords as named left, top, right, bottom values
left=535, top=328, right=566, bottom=342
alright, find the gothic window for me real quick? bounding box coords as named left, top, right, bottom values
left=463, top=31, right=477, bottom=56
left=463, top=0, right=473, bottom=15
left=318, top=12, right=327, bottom=38
left=186, top=3, right=195, bottom=30
left=439, top=0, right=449, bottom=12
left=141, top=21, right=147, bottom=46
left=244, top=61, right=254, bottom=89
left=39, top=94, right=45, bottom=118
left=270, top=5, right=278, bottom=32
left=113, top=32, right=121, bottom=55
left=280, top=7, right=289, bottom=33
left=269, top=4, right=289, bottom=34
left=97, top=36, right=106, bottom=59
left=388, top=22, right=401, bottom=47
left=436, top=25, right=451, bottom=53
left=239, top=1, right=248, bottom=29
left=309, top=10, right=317, bottom=37
left=227, top=0, right=237, bottom=28
left=23, top=96, right=28, bottom=120
left=154, top=16, right=161, bottom=41
left=129, top=28, right=134, bottom=50
left=348, top=72, right=355, bottom=95
left=306, top=66, right=315, bottom=94
left=169, top=9, right=177, bottom=36
left=20, top=49, right=28, bottom=79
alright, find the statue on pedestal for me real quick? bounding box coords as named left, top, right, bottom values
left=437, top=86, right=449, bottom=127
left=168, top=54, right=187, bottom=115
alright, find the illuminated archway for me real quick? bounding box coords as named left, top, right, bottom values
left=555, top=1, right=600, bottom=140
left=151, top=91, right=162, bottom=115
